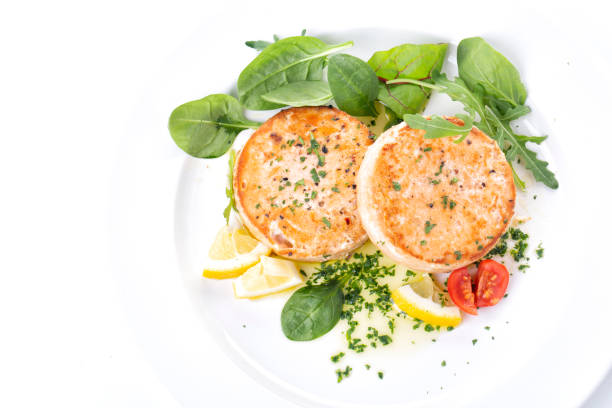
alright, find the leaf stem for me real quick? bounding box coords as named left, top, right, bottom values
left=385, top=78, right=443, bottom=91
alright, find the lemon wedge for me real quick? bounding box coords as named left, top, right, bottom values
left=233, top=256, right=304, bottom=299
left=392, top=275, right=462, bottom=327
left=203, top=226, right=270, bottom=279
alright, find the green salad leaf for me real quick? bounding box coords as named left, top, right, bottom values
left=457, top=37, right=527, bottom=115
left=484, top=106, right=558, bottom=189
left=261, top=80, right=332, bottom=107
left=328, top=54, right=378, bottom=116
left=368, top=43, right=447, bottom=117
left=237, top=36, right=353, bottom=110
left=281, top=279, right=344, bottom=341
left=245, top=40, right=272, bottom=51
left=168, top=94, right=260, bottom=158
left=376, top=83, right=430, bottom=117
left=223, top=149, right=236, bottom=224
left=403, top=114, right=473, bottom=142
left=368, top=43, right=448, bottom=81
left=245, top=29, right=307, bottom=52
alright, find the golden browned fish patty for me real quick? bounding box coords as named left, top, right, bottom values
left=234, top=106, right=372, bottom=261
left=357, top=118, right=515, bottom=273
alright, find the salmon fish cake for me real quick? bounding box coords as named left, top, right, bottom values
left=234, top=106, right=372, bottom=261
left=357, top=118, right=515, bottom=273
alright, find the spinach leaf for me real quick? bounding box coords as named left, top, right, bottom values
left=368, top=43, right=448, bottom=81
left=237, top=36, right=353, bottom=110
left=261, top=80, right=332, bottom=107
left=403, top=114, right=473, bottom=142
left=368, top=43, right=447, bottom=117
left=281, top=280, right=344, bottom=341
left=457, top=37, right=527, bottom=114
left=484, top=106, right=559, bottom=189
left=328, top=54, right=378, bottom=116
left=168, top=94, right=260, bottom=158
left=223, top=149, right=236, bottom=224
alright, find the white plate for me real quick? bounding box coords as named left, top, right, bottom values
left=111, top=16, right=612, bottom=408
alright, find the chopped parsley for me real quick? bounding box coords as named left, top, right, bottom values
left=450, top=177, right=458, bottom=185
left=424, top=147, right=432, bottom=152
left=392, top=181, right=401, bottom=191
left=441, top=360, right=446, bottom=367
left=336, top=366, right=352, bottom=383
left=425, top=220, right=437, bottom=234
left=331, top=186, right=340, bottom=193
left=294, top=179, right=305, bottom=191
left=420, top=240, right=427, bottom=246
left=449, top=200, right=456, bottom=210
left=377, top=371, right=384, bottom=379
left=310, top=168, right=320, bottom=183
left=472, top=339, right=478, bottom=345
left=536, top=243, right=544, bottom=259
left=331, top=352, right=345, bottom=363
left=322, top=217, right=331, bottom=228
left=454, top=251, right=462, bottom=260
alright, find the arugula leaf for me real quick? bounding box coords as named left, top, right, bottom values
left=457, top=37, right=527, bottom=115
left=484, top=106, right=559, bottom=189
left=368, top=43, right=447, bottom=117
left=245, top=40, right=272, bottom=51
left=429, top=72, right=494, bottom=136
left=261, top=80, right=332, bottom=106
left=223, top=149, right=236, bottom=224
left=281, top=280, right=344, bottom=341
left=237, top=36, right=353, bottom=110
left=499, top=105, right=531, bottom=121
left=403, top=114, right=473, bottom=142
left=328, top=54, right=378, bottom=116
left=168, top=94, right=260, bottom=158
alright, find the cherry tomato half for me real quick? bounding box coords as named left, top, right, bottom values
left=447, top=267, right=477, bottom=315
left=475, top=259, right=509, bottom=307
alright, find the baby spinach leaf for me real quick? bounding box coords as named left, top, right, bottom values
left=328, top=54, right=378, bottom=116
left=237, top=36, right=353, bottom=110
left=281, top=280, right=344, bottom=341
left=223, top=149, right=236, bottom=224
left=457, top=37, right=527, bottom=114
left=368, top=43, right=448, bottom=81
left=168, top=94, right=260, bottom=158
left=403, top=114, right=473, bottom=142
left=368, top=43, right=447, bottom=117
left=484, top=106, right=559, bottom=189
left=261, top=80, right=332, bottom=107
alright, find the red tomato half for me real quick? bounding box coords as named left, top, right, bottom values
left=447, top=267, right=477, bottom=315
left=475, top=259, right=509, bottom=307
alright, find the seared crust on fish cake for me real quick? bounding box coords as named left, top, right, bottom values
left=234, top=106, right=372, bottom=261
left=357, top=118, right=515, bottom=273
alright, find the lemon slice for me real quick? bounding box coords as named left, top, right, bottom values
left=233, top=256, right=304, bottom=299
left=392, top=278, right=462, bottom=327
left=203, top=227, right=270, bottom=279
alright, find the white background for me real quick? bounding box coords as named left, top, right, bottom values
left=1, top=1, right=611, bottom=407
